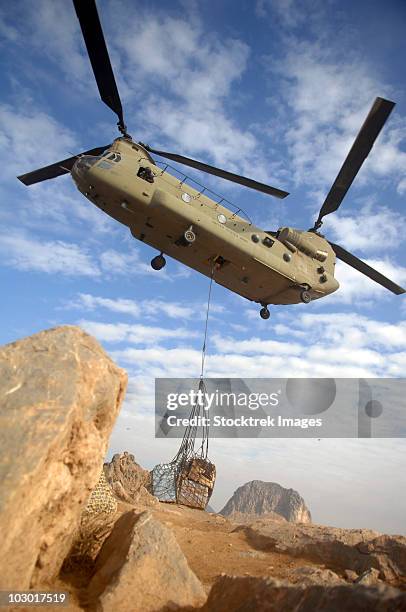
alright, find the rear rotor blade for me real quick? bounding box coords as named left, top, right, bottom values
left=144, top=145, right=289, bottom=199
left=73, top=0, right=126, bottom=133
left=315, top=98, right=395, bottom=227
left=17, top=145, right=110, bottom=186
left=330, top=241, right=405, bottom=295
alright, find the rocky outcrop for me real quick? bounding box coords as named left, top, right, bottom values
left=86, top=510, right=206, bottom=611
left=0, top=326, right=127, bottom=589
left=202, top=575, right=406, bottom=611
left=220, top=481, right=311, bottom=523
left=227, top=510, right=288, bottom=525
left=236, top=518, right=406, bottom=582
left=288, top=566, right=344, bottom=586
left=103, top=451, right=154, bottom=505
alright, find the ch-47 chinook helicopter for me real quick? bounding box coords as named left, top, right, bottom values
left=18, top=0, right=405, bottom=320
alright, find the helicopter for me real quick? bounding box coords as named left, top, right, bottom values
left=18, top=0, right=405, bottom=320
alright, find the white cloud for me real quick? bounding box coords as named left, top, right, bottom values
left=70, top=293, right=195, bottom=320
left=0, top=0, right=92, bottom=92
left=72, top=294, right=141, bottom=318
left=330, top=258, right=406, bottom=305
left=266, top=39, right=406, bottom=197
left=0, top=229, right=199, bottom=283
left=283, top=312, right=406, bottom=351
left=105, top=5, right=285, bottom=186
left=78, top=320, right=197, bottom=345
left=0, top=103, right=115, bottom=236
left=256, top=0, right=309, bottom=26
left=397, top=177, right=406, bottom=195
left=0, top=229, right=100, bottom=277
left=106, top=310, right=405, bottom=379
left=0, top=11, right=18, bottom=41
left=323, top=202, right=406, bottom=253
left=143, top=300, right=195, bottom=319
left=0, top=104, right=77, bottom=180
left=120, top=16, right=247, bottom=106
left=212, top=334, right=303, bottom=356
left=99, top=248, right=152, bottom=277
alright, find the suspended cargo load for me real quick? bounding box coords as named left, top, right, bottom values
left=177, top=457, right=216, bottom=509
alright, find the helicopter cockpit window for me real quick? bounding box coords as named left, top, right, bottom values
left=103, top=152, right=121, bottom=162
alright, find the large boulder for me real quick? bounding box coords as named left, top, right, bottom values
left=103, top=451, right=154, bottom=505
left=220, top=481, right=311, bottom=523
left=237, top=519, right=406, bottom=583
left=203, top=575, right=406, bottom=611
left=0, top=326, right=127, bottom=589
left=86, top=510, right=207, bottom=611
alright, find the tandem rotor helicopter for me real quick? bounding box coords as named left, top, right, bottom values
left=18, top=0, right=405, bottom=319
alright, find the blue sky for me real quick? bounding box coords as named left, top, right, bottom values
left=1, top=0, right=405, bottom=532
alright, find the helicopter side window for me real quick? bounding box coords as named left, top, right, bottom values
left=263, top=236, right=274, bottom=248
left=137, top=166, right=155, bottom=183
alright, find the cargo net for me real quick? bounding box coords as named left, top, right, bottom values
left=152, top=379, right=216, bottom=510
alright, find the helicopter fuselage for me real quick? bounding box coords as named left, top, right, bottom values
left=71, top=137, right=339, bottom=306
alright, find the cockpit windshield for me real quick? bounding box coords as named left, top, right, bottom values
left=73, top=151, right=122, bottom=179
left=101, top=151, right=121, bottom=162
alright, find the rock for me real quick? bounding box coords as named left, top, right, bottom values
left=355, top=568, right=382, bottom=585
left=237, top=519, right=406, bottom=583
left=103, top=451, right=155, bottom=505
left=220, top=481, right=311, bottom=523
left=0, top=326, right=127, bottom=589
left=203, top=575, right=406, bottom=611
left=289, top=566, right=344, bottom=586
left=239, top=550, right=266, bottom=559
left=227, top=510, right=287, bottom=525
left=359, top=534, right=406, bottom=582
left=344, top=569, right=359, bottom=582
left=86, top=510, right=206, bottom=611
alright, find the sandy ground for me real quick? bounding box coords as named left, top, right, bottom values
left=140, top=502, right=324, bottom=592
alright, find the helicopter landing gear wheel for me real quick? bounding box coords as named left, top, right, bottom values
left=151, top=253, right=166, bottom=270
left=184, top=226, right=196, bottom=243
left=300, top=290, right=312, bottom=304
left=260, top=306, right=270, bottom=320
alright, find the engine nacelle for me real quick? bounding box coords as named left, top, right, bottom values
left=278, top=227, right=328, bottom=262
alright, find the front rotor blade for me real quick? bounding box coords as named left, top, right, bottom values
left=330, top=241, right=405, bottom=295
left=73, top=0, right=125, bottom=131
left=17, top=145, right=110, bottom=186
left=316, top=98, right=395, bottom=226
left=144, top=146, right=289, bottom=199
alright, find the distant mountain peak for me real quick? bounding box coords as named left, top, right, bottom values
left=220, top=480, right=311, bottom=523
